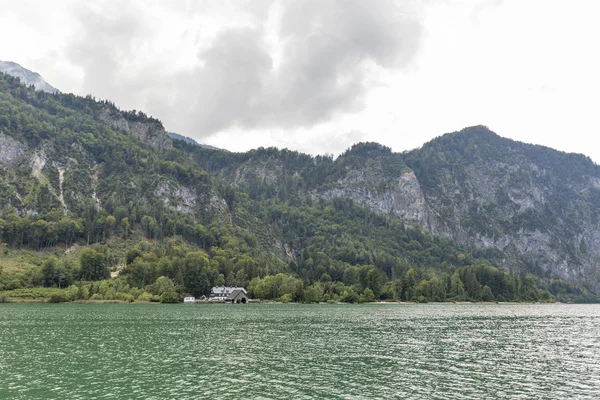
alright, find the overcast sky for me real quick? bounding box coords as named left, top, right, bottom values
left=1, top=0, right=599, bottom=160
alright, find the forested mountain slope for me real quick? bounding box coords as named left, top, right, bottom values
left=0, top=73, right=223, bottom=237
left=0, top=72, right=595, bottom=302
left=404, top=127, right=600, bottom=291
left=176, top=127, right=600, bottom=294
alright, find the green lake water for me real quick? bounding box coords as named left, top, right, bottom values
left=0, top=303, right=599, bottom=399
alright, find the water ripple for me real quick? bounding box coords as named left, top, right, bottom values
left=0, top=303, right=599, bottom=399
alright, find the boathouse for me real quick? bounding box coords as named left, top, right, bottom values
left=209, top=286, right=248, bottom=303
left=225, top=289, right=248, bottom=304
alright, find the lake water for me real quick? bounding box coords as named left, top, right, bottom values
left=0, top=303, right=599, bottom=399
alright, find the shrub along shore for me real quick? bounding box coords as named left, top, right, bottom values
left=1, top=236, right=595, bottom=305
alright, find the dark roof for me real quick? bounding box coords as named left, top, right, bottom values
left=210, top=286, right=247, bottom=295
left=226, top=289, right=246, bottom=300
left=183, top=293, right=195, bottom=297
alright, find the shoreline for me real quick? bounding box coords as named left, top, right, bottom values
left=0, top=297, right=565, bottom=305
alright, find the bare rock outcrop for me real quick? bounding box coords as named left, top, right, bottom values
left=98, top=107, right=172, bottom=150
left=0, top=133, right=28, bottom=167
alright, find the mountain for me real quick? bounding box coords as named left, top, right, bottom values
left=0, top=72, right=223, bottom=229
left=404, top=127, right=600, bottom=290
left=167, top=131, right=228, bottom=151
left=0, top=61, right=58, bottom=94
left=168, top=132, right=197, bottom=145
left=0, top=72, right=594, bottom=302
left=176, top=128, right=600, bottom=294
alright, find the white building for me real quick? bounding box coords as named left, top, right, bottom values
left=183, top=294, right=196, bottom=303
left=209, top=286, right=247, bottom=302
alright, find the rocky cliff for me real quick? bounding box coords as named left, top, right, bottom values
left=404, top=126, right=600, bottom=290
left=182, top=128, right=600, bottom=292
left=98, top=106, right=172, bottom=150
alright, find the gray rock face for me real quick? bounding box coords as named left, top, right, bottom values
left=332, top=158, right=600, bottom=290
left=129, top=121, right=171, bottom=150
left=98, top=107, right=128, bottom=132
left=154, top=181, right=197, bottom=213
left=0, top=61, right=58, bottom=94
left=400, top=128, right=600, bottom=292
left=320, top=170, right=430, bottom=224
left=0, top=133, right=28, bottom=166
left=233, top=159, right=281, bottom=187
left=98, top=107, right=172, bottom=150
left=220, top=129, right=600, bottom=292
left=207, top=193, right=230, bottom=217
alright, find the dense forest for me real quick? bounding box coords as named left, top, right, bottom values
left=0, top=73, right=597, bottom=303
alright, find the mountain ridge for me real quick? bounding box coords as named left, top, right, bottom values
left=0, top=71, right=597, bottom=302
left=167, top=131, right=229, bottom=152
left=176, top=125, right=600, bottom=292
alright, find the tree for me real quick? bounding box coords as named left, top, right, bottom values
left=123, top=258, right=156, bottom=288
left=105, top=215, right=116, bottom=237
left=365, top=267, right=384, bottom=297
left=233, top=269, right=248, bottom=287
left=120, top=217, right=130, bottom=238
left=392, top=279, right=403, bottom=300
left=80, top=248, right=109, bottom=281
left=429, top=275, right=446, bottom=302
left=360, top=288, right=375, bottom=303
left=42, top=258, right=59, bottom=287
left=126, top=248, right=143, bottom=266
left=341, top=289, right=359, bottom=303
left=151, top=276, right=180, bottom=303
left=519, top=276, right=540, bottom=301
left=343, top=266, right=358, bottom=286
left=417, top=279, right=431, bottom=301
left=161, top=288, right=180, bottom=303
left=56, top=218, right=81, bottom=246
left=215, top=273, right=225, bottom=287
left=183, top=251, right=211, bottom=296
left=401, top=268, right=418, bottom=301
left=141, top=216, right=156, bottom=238
left=463, top=268, right=482, bottom=300
left=303, top=284, right=323, bottom=303
left=450, top=271, right=466, bottom=300
left=280, top=293, right=292, bottom=303
left=0, top=218, right=5, bottom=248
left=481, top=285, right=494, bottom=301
left=194, top=224, right=213, bottom=249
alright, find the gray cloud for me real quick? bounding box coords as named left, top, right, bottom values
left=64, top=0, right=424, bottom=138
left=285, top=130, right=368, bottom=156
left=65, top=2, right=162, bottom=106
left=269, top=0, right=422, bottom=126
left=176, top=27, right=273, bottom=133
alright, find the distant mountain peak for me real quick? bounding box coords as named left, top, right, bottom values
left=167, top=132, right=229, bottom=152
left=343, top=142, right=393, bottom=157
left=0, top=60, right=58, bottom=94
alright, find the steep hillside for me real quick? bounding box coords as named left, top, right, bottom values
left=175, top=127, right=600, bottom=294
left=0, top=72, right=591, bottom=302
left=178, top=141, right=426, bottom=221
left=404, top=126, right=600, bottom=290
left=0, top=72, right=225, bottom=245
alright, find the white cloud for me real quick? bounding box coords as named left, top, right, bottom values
left=1, top=0, right=600, bottom=161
